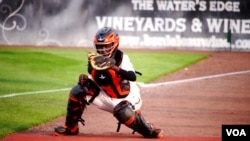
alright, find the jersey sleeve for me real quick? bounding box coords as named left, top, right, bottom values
left=120, top=54, right=135, bottom=72
left=118, top=54, right=136, bottom=81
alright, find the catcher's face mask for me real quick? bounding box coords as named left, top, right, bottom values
left=94, top=27, right=119, bottom=58
left=95, top=42, right=114, bottom=57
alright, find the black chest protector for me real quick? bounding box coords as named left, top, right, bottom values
left=89, top=50, right=130, bottom=98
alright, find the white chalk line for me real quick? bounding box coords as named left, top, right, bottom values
left=0, top=70, right=250, bottom=99
left=0, top=88, right=70, bottom=99
left=138, top=70, right=250, bottom=88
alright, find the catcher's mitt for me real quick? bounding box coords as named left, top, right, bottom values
left=88, top=53, right=116, bottom=71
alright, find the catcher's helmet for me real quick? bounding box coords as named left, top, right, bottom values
left=93, top=27, right=119, bottom=58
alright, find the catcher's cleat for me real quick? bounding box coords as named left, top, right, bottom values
left=53, top=125, right=79, bottom=136
left=147, top=123, right=164, bottom=138
left=151, top=128, right=164, bottom=138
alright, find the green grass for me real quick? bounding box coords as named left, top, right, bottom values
left=0, top=47, right=209, bottom=138
left=128, top=51, right=209, bottom=82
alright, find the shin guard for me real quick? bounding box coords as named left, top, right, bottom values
left=113, top=100, right=163, bottom=138
left=65, top=94, right=86, bottom=129
left=54, top=94, right=85, bottom=136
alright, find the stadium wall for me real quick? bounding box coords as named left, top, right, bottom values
left=0, top=0, right=249, bottom=51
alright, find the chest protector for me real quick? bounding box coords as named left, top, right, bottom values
left=91, top=69, right=130, bottom=98
left=90, top=50, right=130, bottom=98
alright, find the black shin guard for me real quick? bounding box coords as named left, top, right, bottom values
left=65, top=94, right=86, bottom=129
left=128, top=111, right=154, bottom=137
left=54, top=94, right=86, bottom=136
left=113, top=100, right=160, bottom=138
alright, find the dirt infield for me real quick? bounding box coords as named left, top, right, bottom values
left=1, top=50, right=250, bottom=141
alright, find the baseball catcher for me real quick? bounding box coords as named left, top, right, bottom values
left=54, top=27, right=163, bottom=138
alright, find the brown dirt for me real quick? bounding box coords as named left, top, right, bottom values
left=1, top=50, right=250, bottom=141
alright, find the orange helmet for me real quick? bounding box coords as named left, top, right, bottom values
left=93, top=27, right=120, bottom=58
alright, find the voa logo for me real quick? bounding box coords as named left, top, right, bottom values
left=226, top=129, right=246, bottom=136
